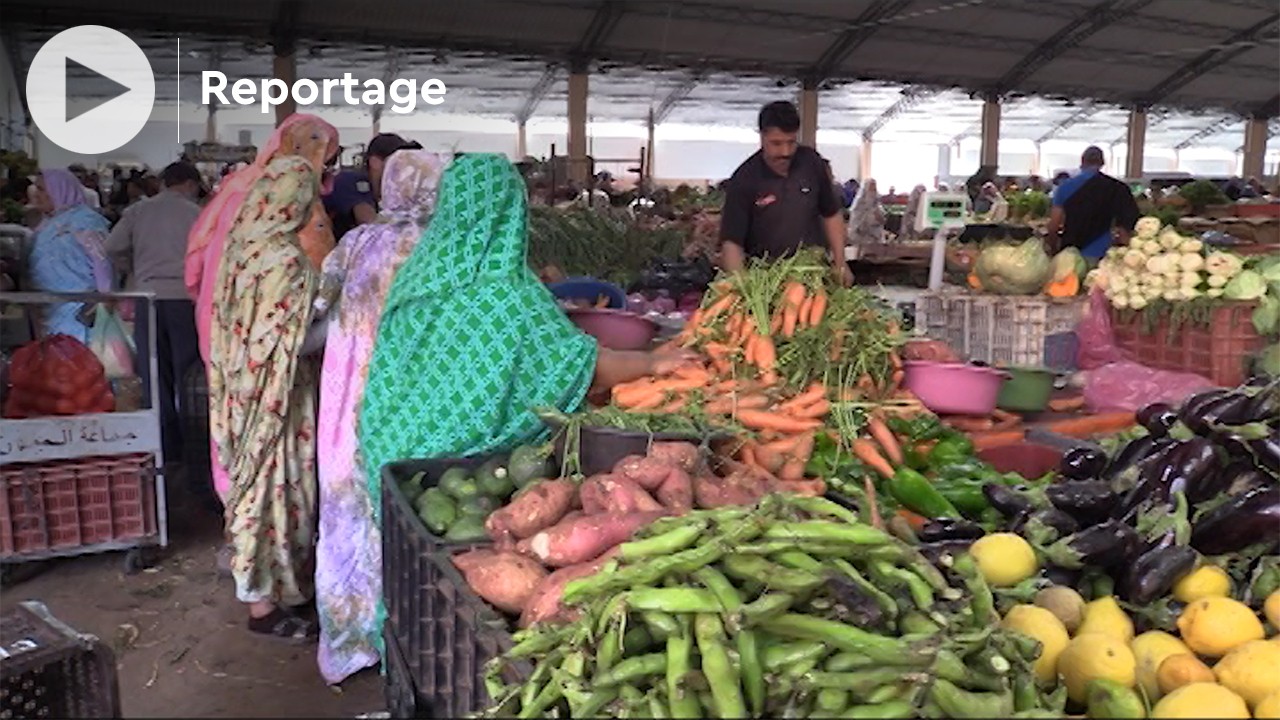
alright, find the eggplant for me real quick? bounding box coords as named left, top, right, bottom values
left=1103, top=435, right=1167, bottom=484
left=1136, top=402, right=1177, bottom=437
left=1046, top=481, right=1119, bottom=522
left=1121, top=545, right=1198, bottom=605
left=917, top=539, right=977, bottom=567
left=1182, top=392, right=1247, bottom=437
left=1044, top=565, right=1082, bottom=588
left=1179, top=388, right=1231, bottom=423
left=1010, top=508, right=1080, bottom=545
left=1186, top=459, right=1257, bottom=505
left=1250, top=436, right=1280, bottom=475
left=1041, top=520, right=1141, bottom=570
left=1058, top=447, right=1108, bottom=480
left=1114, top=441, right=1192, bottom=522
left=982, top=484, right=1035, bottom=518
left=1190, top=486, right=1280, bottom=555
left=824, top=575, right=889, bottom=630
left=918, top=518, right=986, bottom=543
left=1166, top=437, right=1221, bottom=499
left=1240, top=387, right=1279, bottom=424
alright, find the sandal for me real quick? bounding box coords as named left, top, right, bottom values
left=248, top=607, right=318, bottom=643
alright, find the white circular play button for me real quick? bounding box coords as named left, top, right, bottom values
left=26, top=25, right=156, bottom=155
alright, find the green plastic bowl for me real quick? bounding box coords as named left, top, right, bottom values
left=996, top=366, right=1056, bottom=413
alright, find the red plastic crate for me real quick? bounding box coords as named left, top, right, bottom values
left=0, top=454, right=156, bottom=557
left=1111, top=302, right=1266, bottom=387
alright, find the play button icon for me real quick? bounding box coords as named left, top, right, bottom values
left=27, top=26, right=156, bottom=155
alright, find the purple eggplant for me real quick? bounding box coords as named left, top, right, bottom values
left=918, top=518, right=986, bottom=543
left=983, top=484, right=1036, bottom=519
left=1046, top=481, right=1119, bottom=523
left=1251, top=437, right=1280, bottom=475
left=1010, top=508, right=1080, bottom=544
left=1182, top=391, right=1247, bottom=437
left=1190, top=486, right=1280, bottom=555
left=1121, top=545, right=1198, bottom=605
left=1059, top=447, right=1108, bottom=480
left=1136, top=402, right=1177, bottom=437
left=1114, top=441, right=1192, bottom=522
left=1104, top=436, right=1171, bottom=486
left=1042, top=520, right=1141, bottom=570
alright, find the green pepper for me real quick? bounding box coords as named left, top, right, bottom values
left=888, top=468, right=961, bottom=519
left=936, top=481, right=991, bottom=518
left=928, top=437, right=974, bottom=468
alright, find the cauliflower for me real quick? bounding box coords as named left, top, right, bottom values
left=1084, top=268, right=1105, bottom=291
left=1180, top=271, right=1202, bottom=288
left=1134, top=216, right=1163, bottom=239
left=1179, top=253, right=1204, bottom=272
left=1130, top=294, right=1150, bottom=310
left=1141, top=240, right=1163, bottom=257
left=1205, top=251, right=1244, bottom=278
left=1145, top=255, right=1167, bottom=274
left=1112, top=293, right=1130, bottom=309
left=1162, top=288, right=1183, bottom=302
left=1207, top=274, right=1228, bottom=288
left=1159, top=229, right=1185, bottom=251
left=1123, top=249, right=1147, bottom=269
left=1206, top=287, right=1225, bottom=298
left=1179, top=286, right=1201, bottom=300
left=1180, top=239, right=1203, bottom=254
left=1145, top=274, right=1165, bottom=290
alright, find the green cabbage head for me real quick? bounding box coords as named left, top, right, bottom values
left=974, top=237, right=1053, bottom=294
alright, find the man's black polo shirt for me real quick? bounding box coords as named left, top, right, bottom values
left=719, top=146, right=841, bottom=260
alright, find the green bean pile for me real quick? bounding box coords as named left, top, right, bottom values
left=479, top=495, right=1065, bottom=719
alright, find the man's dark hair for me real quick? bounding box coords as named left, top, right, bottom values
left=1081, top=146, right=1106, bottom=168
left=161, top=161, right=201, bottom=187
left=758, top=101, right=801, bottom=134
left=366, top=133, right=424, bottom=162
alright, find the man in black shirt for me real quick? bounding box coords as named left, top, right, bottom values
left=1045, top=146, right=1140, bottom=259
left=719, top=101, right=852, bottom=286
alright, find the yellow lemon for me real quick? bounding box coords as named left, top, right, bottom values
left=1265, top=590, right=1280, bottom=631
left=1213, top=639, right=1280, bottom=709
left=1156, top=654, right=1216, bottom=696
left=1131, top=631, right=1192, bottom=700
left=1176, top=596, right=1266, bottom=657
left=1057, top=632, right=1137, bottom=704
left=1151, top=682, right=1249, bottom=719
left=968, top=533, right=1038, bottom=587
left=1002, top=604, right=1071, bottom=684
left=1255, top=690, right=1280, bottom=719
left=1171, top=564, right=1231, bottom=603
left=1077, top=596, right=1135, bottom=644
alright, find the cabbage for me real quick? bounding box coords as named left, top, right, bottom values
left=1134, top=216, right=1163, bottom=239
left=1259, top=257, right=1280, bottom=283
left=1050, top=247, right=1087, bottom=282
left=1223, top=270, right=1267, bottom=301
left=1253, top=295, right=1279, bottom=335
left=974, top=238, right=1052, bottom=295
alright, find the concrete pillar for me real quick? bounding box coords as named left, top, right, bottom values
left=859, top=135, right=873, bottom=181
left=1242, top=117, right=1268, bottom=180
left=1173, top=149, right=1181, bottom=171
left=567, top=69, right=589, bottom=184
left=646, top=110, right=656, bottom=181
left=1125, top=109, right=1147, bottom=179
left=371, top=110, right=381, bottom=135
left=516, top=121, right=528, bottom=159
left=205, top=105, right=218, bottom=142
left=979, top=96, right=1000, bottom=169
left=272, top=51, right=297, bottom=126
left=1031, top=142, right=1042, bottom=176
left=936, top=144, right=951, bottom=183
left=798, top=81, right=819, bottom=147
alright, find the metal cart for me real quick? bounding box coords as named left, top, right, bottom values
left=0, top=291, right=168, bottom=576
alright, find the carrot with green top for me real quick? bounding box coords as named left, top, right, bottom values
left=851, top=438, right=896, bottom=480
left=735, top=410, right=822, bottom=433
left=866, top=414, right=903, bottom=465
left=808, top=291, right=828, bottom=326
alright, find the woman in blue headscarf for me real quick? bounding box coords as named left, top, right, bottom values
left=29, top=168, right=113, bottom=341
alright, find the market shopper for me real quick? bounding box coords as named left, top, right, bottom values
left=324, top=132, right=424, bottom=239
left=314, top=149, right=452, bottom=684
left=847, top=178, right=886, bottom=246
left=719, top=101, right=852, bottom=286
left=28, top=168, right=113, bottom=342
left=186, top=114, right=339, bottom=505
left=106, top=161, right=203, bottom=465
left=360, top=152, right=695, bottom=507
left=1045, top=146, right=1140, bottom=259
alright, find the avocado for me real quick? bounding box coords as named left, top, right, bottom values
left=507, top=445, right=552, bottom=488
left=477, top=466, right=516, bottom=499
left=437, top=467, right=474, bottom=500
left=459, top=495, right=498, bottom=518
left=415, top=488, right=457, bottom=535
left=399, top=471, right=427, bottom=503
left=443, top=516, right=488, bottom=542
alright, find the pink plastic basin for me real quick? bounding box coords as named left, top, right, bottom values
left=902, top=361, right=1010, bottom=416
left=566, top=308, right=659, bottom=351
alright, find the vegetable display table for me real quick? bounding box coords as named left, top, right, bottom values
left=0, top=291, right=168, bottom=575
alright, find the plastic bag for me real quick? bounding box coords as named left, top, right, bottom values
left=88, top=303, right=136, bottom=379
left=1075, top=289, right=1124, bottom=370
left=1082, top=361, right=1216, bottom=413
left=3, top=335, right=114, bottom=418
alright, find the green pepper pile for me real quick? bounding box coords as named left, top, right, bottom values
left=479, top=495, right=1063, bottom=718
left=808, top=415, right=1044, bottom=528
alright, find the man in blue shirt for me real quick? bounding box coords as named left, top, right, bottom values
left=324, top=133, right=423, bottom=240
left=1045, top=146, right=1140, bottom=259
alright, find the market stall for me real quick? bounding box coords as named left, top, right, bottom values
left=377, top=228, right=1280, bottom=719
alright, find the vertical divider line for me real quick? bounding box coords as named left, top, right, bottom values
left=177, top=38, right=181, bottom=150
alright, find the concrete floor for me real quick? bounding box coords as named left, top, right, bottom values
left=0, top=469, right=384, bottom=719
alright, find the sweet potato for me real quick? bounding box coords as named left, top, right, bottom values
left=655, top=467, right=694, bottom=514
left=648, top=442, right=701, bottom=473
left=693, top=472, right=769, bottom=509
left=527, top=511, right=665, bottom=567
left=579, top=474, right=664, bottom=515
left=485, top=478, right=576, bottom=543
left=519, top=555, right=611, bottom=628
left=452, top=549, right=548, bottom=615
left=613, top=455, right=679, bottom=490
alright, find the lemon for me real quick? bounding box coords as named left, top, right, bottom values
left=1213, top=639, right=1280, bottom=709
left=1034, top=585, right=1086, bottom=635
left=1265, top=590, right=1280, bottom=630
left=1256, top=690, right=1280, bottom=719
left=1002, top=604, right=1071, bottom=684
left=1176, top=596, right=1265, bottom=657
left=1151, top=682, right=1250, bottom=719
left=1057, top=632, right=1137, bottom=704
left=1171, top=564, right=1231, bottom=603
left=968, top=533, right=1038, bottom=587
left=1132, top=630, right=1192, bottom=700
left=1156, top=654, right=1216, bottom=696
left=1077, top=596, right=1135, bottom=644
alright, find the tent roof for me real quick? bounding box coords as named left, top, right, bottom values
left=5, top=0, right=1278, bottom=150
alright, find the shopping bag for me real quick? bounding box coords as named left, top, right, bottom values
left=88, top=303, right=136, bottom=379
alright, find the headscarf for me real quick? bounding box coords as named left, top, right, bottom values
left=848, top=179, right=884, bottom=245
left=185, top=114, right=338, bottom=361
left=900, top=184, right=927, bottom=239
left=358, top=154, right=597, bottom=510
left=40, top=168, right=89, bottom=212
left=29, top=169, right=113, bottom=340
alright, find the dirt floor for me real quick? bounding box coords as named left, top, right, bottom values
left=0, top=466, right=384, bottom=718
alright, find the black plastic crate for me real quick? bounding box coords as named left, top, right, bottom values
left=381, top=455, right=503, bottom=553
left=381, top=465, right=531, bottom=719
left=383, top=626, right=426, bottom=720
left=0, top=601, right=120, bottom=719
